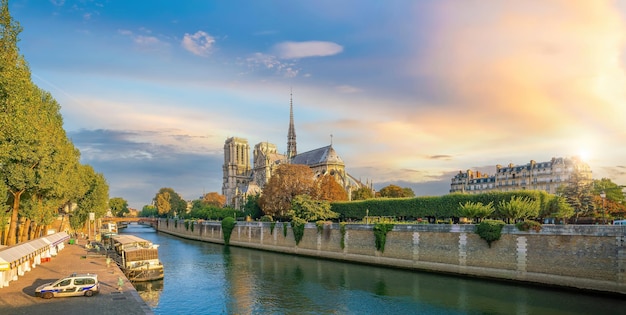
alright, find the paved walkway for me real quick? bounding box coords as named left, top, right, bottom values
left=0, top=239, right=153, bottom=315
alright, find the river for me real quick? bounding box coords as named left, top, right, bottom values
left=120, top=223, right=624, bottom=315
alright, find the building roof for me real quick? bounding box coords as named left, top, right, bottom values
left=291, top=145, right=344, bottom=167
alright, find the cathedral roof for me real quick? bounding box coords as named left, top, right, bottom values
left=291, top=145, right=344, bottom=167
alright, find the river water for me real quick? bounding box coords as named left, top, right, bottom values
left=121, top=223, right=623, bottom=315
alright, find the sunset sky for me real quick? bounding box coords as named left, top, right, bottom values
left=10, top=1, right=626, bottom=209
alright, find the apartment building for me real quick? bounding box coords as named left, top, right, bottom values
left=450, top=156, right=592, bottom=194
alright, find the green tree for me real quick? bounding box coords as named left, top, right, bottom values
left=377, top=184, right=414, bottom=198
left=558, top=170, right=595, bottom=221
left=140, top=205, right=158, bottom=217
left=154, top=188, right=186, bottom=218
left=458, top=201, right=494, bottom=223
left=497, top=196, right=540, bottom=223
left=242, top=194, right=262, bottom=220
left=351, top=186, right=374, bottom=201
left=109, top=197, right=129, bottom=217
left=288, top=194, right=338, bottom=222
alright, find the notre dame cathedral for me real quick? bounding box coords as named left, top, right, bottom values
left=222, top=95, right=367, bottom=208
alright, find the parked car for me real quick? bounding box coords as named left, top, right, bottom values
left=35, top=273, right=99, bottom=299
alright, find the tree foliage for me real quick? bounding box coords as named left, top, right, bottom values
left=377, top=184, right=414, bottom=198
left=496, top=196, right=539, bottom=222
left=557, top=170, right=595, bottom=220
left=258, top=164, right=317, bottom=219
left=109, top=197, right=129, bottom=217
left=288, top=194, right=338, bottom=222
left=202, top=192, right=226, bottom=208
left=351, top=186, right=374, bottom=201
left=458, top=201, right=494, bottom=223
left=154, top=187, right=186, bottom=218
left=315, top=174, right=348, bottom=202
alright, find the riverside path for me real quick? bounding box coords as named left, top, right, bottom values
left=0, top=238, right=152, bottom=315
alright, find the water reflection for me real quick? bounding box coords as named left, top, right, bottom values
left=132, top=280, right=163, bottom=309
left=122, top=224, right=624, bottom=315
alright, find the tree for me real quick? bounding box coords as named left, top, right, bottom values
left=315, top=174, right=348, bottom=202
left=458, top=201, right=494, bottom=223
left=288, top=194, right=338, bottom=222
left=202, top=192, right=226, bottom=208
left=242, top=194, right=262, bottom=220
left=109, top=197, right=129, bottom=217
left=377, top=184, right=414, bottom=198
left=140, top=205, right=158, bottom=217
left=497, top=196, right=540, bottom=223
left=542, top=196, right=574, bottom=223
left=557, top=170, right=595, bottom=221
left=351, top=187, right=374, bottom=201
left=154, top=188, right=186, bottom=218
left=258, top=164, right=317, bottom=219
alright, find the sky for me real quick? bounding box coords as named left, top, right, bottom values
left=9, top=1, right=626, bottom=210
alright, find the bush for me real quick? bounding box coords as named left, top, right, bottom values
left=515, top=220, right=542, bottom=232
left=315, top=220, right=325, bottom=234
left=373, top=223, right=394, bottom=253
left=184, top=220, right=190, bottom=230
left=475, top=220, right=505, bottom=247
left=283, top=222, right=288, bottom=237
left=221, top=217, right=236, bottom=245
left=260, top=215, right=273, bottom=222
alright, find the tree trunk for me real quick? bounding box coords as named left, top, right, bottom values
left=6, top=189, right=24, bottom=246
left=17, top=217, right=28, bottom=243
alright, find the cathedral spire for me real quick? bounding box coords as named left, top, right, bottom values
left=287, top=90, right=297, bottom=159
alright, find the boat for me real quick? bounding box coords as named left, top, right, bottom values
left=107, top=234, right=164, bottom=282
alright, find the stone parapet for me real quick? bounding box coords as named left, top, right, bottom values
left=156, top=219, right=626, bottom=295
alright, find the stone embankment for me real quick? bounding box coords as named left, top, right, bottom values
left=0, top=239, right=152, bottom=315
left=156, top=219, right=626, bottom=295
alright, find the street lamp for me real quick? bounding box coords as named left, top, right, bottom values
left=600, top=191, right=606, bottom=225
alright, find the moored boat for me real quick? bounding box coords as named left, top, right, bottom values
left=107, top=234, right=164, bottom=282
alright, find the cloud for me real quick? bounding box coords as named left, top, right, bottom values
left=273, top=41, right=343, bottom=59
left=245, top=53, right=300, bottom=77
left=182, top=31, right=215, bottom=57
left=118, top=29, right=167, bottom=51
left=69, top=129, right=223, bottom=209
left=336, top=85, right=361, bottom=93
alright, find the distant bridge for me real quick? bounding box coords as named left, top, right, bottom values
left=101, top=217, right=157, bottom=226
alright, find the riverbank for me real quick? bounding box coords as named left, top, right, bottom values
left=155, top=219, right=626, bottom=296
left=0, top=239, right=153, bottom=315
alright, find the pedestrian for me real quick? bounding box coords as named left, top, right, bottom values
left=117, top=276, right=124, bottom=291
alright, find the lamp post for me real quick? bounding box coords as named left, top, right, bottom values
left=600, top=191, right=606, bottom=225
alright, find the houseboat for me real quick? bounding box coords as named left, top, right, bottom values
left=107, top=234, right=164, bottom=282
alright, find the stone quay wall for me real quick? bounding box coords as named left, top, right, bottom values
left=155, top=219, right=626, bottom=295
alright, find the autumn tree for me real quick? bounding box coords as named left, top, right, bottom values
left=315, top=174, right=348, bottom=202
left=109, top=197, right=129, bottom=217
left=258, top=164, right=317, bottom=219
left=351, top=187, right=374, bottom=200
left=202, top=192, right=226, bottom=208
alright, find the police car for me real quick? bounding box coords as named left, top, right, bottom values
left=35, top=273, right=99, bottom=299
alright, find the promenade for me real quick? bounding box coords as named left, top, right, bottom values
left=0, top=239, right=153, bottom=315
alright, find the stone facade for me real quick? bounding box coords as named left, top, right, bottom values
left=450, top=156, right=593, bottom=194
left=157, top=220, right=626, bottom=295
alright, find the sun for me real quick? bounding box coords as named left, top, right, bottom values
left=576, top=148, right=591, bottom=162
